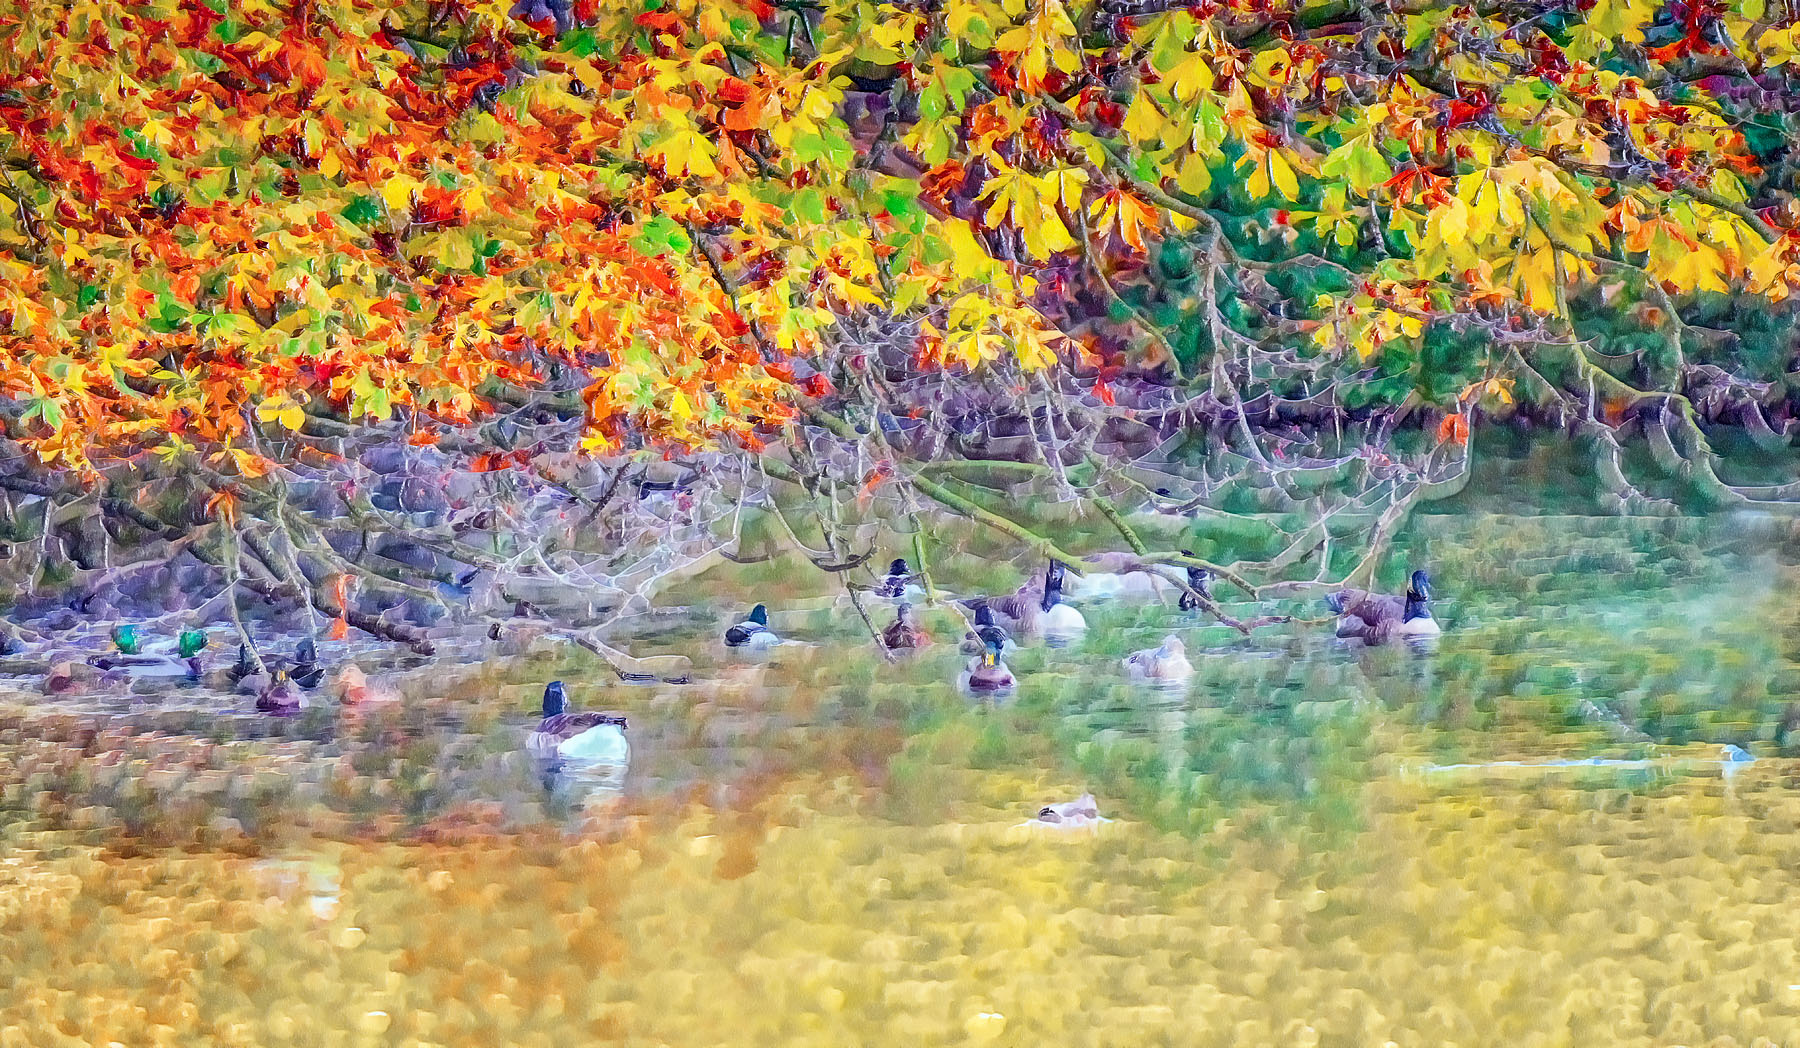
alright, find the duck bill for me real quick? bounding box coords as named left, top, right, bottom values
left=983, top=651, right=997, bottom=667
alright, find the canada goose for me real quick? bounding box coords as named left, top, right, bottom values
left=1037, top=560, right=1086, bottom=634
left=1326, top=569, right=1440, bottom=644
left=525, top=682, right=629, bottom=763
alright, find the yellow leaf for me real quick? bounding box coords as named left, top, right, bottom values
left=382, top=174, right=417, bottom=213
left=319, top=150, right=341, bottom=180
left=1268, top=149, right=1299, bottom=201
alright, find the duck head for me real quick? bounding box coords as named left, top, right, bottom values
left=178, top=629, right=207, bottom=659
left=887, top=558, right=909, bottom=578
left=111, top=624, right=140, bottom=654
left=1040, top=560, right=1068, bottom=612
left=895, top=603, right=915, bottom=626
left=747, top=604, right=768, bottom=627
left=542, top=681, right=568, bottom=717
left=981, top=637, right=1003, bottom=667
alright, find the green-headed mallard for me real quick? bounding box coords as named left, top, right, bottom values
left=961, top=636, right=1015, bottom=694
left=255, top=669, right=303, bottom=716
left=724, top=604, right=779, bottom=649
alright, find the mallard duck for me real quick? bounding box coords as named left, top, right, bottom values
left=177, top=629, right=207, bottom=680
left=1176, top=553, right=1214, bottom=612
left=525, top=681, right=630, bottom=762
left=960, top=604, right=1013, bottom=655
left=289, top=639, right=325, bottom=690
left=724, top=604, right=780, bottom=649
left=882, top=603, right=927, bottom=650
left=962, top=637, right=1015, bottom=693
left=874, top=558, right=919, bottom=599
left=1037, top=560, right=1086, bottom=634
left=1326, top=569, right=1440, bottom=644
left=255, top=669, right=303, bottom=715
left=1122, top=635, right=1193, bottom=681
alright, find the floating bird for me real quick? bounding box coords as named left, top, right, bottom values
left=1037, top=560, right=1087, bottom=634
left=289, top=639, right=325, bottom=690
left=1326, top=569, right=1440, bottom=644
left=178, top=629, right=207, bottom=680
left=961, top=636, right=1015, bottom=694
left=882, top=603, right=926, bottom=650
left=525, top=681, right=630, bottom=763
left=724, top=603, right=780, bottom=649
left=875, top=558, right=914, bottom=599
left=1176, top=553, right=1214, bottom=611
left=1122, top=635, right=1193, bottom=682
left=255, top=670, right=303, bottom=715
left=959, top=604, right=1013, bottom=656
left=1024, top=794, right=1109, bottom=830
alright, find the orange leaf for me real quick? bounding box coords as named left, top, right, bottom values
left=1435, top=412, right=1470, bottom=446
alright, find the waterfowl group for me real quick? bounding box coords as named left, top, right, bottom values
left=962, top=559, right=1086, bottom=636
left=1326, top=569, right=1440, bottom=644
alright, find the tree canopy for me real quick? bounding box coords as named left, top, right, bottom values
left=0, top=0, right=1796, bottom=472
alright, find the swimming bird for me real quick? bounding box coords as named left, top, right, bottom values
left=525, top=681, right=629, bottom=762
left=1176, top=554, right=1214, bottom=611
left=960, top=604, right=1013, bottom=655
left=724, top=604, right=780, bottom=649
left=178, top=629, right=207, bottom=680
left=962, top=636, right=1015, bottom=694
left=1037, top=560, right=1087, bottom=634
left=875, top=559, right=915, bottom=599
left=1326, top=569, right=1440, bottom=644
left=1122, top=635, right=1193, bottom=681
left=289, top=639, right=325, bottom=690
left=255, top=670, right=303, bottom=715
left=882, top=603, right=926, bottom=650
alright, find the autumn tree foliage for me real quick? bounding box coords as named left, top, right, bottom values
left=0, top=0, right=1797, bottom=645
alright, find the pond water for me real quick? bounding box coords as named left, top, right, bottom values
left=3, top=509, right=1800, bottom=1047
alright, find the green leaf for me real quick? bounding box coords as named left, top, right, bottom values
left=342, top=195, right=382, bottom=226
left=792, top=188, right=828, bottom=225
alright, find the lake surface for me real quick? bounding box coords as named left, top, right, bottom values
left=3, top=509, right=1800, bottom=1046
